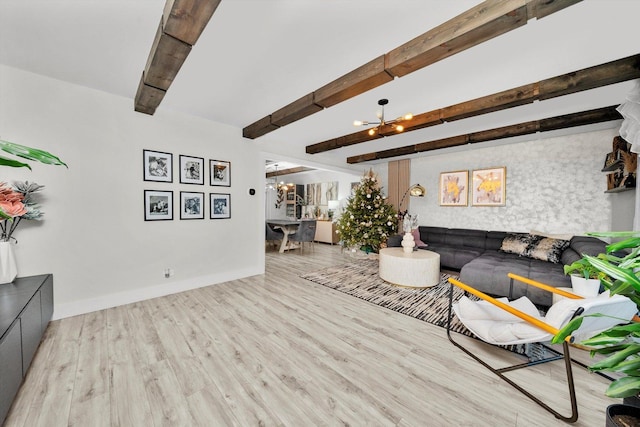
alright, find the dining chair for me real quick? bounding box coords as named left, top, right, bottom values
left=289, top=219, right=317, bottom=253
left=265, top=223, right=284, bottom=248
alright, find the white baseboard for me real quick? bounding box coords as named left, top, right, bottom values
left=52, top=266, right=264, bottom=320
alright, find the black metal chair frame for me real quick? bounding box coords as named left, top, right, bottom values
left=446, top=274, right=583, bottom=423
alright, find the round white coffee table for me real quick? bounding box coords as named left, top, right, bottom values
left=379, top=247, right=441, bottom=288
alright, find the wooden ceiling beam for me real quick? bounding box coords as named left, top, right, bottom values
left=314, top=56, right=394, bottom=108
left=346, top=105, right=621, bottom=164
left=307, top=54, right=640, bottom=154
left=162, top=0, right=222, bottom=45
left=141, top=19, right=192, bottom=92
left=244, top=0, right=583, bottom=139
left=271, top=93, right=323, bottom=127
left=266, top=166, right=314, bottom=178
left=385, top=0, right=528, bottom=78
left=134, top=0, right=221, bottom=115
left=526, top=0, right=583, bottom=19
left=134, top=72, right=166, bottom=115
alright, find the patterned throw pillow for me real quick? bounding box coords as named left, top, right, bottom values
left=500, top=233, right=539, bottom=256
left=523, top=237, right=570, bottom=264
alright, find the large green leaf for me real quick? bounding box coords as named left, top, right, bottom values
left=0, top=155, right=31, bottom=169
left=552, top=316, right=583, bottom=344
left=585, top=255, right=640, bottom=293
left=606, top=237, right=640, bottom=254
left=0, top=140, right=67, bottom=168
left=610, top=357, right=640, bottom=374
left=606, top=376, right=640, bottom=398
left=590, top=345, right=640, bottom=371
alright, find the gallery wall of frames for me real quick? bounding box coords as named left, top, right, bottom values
left=142, top=149, right=232, bottom=221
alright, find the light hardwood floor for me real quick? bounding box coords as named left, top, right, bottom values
left=5, top=243, right=620, bottom=427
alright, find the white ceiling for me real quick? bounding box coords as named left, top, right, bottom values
left=1, top=0, right=639, bottom=171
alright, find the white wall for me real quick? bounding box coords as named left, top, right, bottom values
left=0, top=65, right=264, bottom=318
left=375, top=128, right=626, bottom=235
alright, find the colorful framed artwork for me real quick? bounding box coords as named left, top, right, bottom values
left=180, top=191, right=204, bottom=220
left=210, top=193, right=231, bottom=219
left=210, top=160, right=231, bottom=187
left=471, top=167, right=506, bottom=206
left=144, top=190, right=173, bottom=221
left=179, top=155, right=205, bottom=185
left=143, top=149, right=173, bottom=183
left=439, top=170, right=468, bottom=206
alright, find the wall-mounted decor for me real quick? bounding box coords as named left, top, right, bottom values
left=180, top=191, right=204, bottom=220
left=179, top=155, right=204, bottom=185
left=350, top=182, right=359, bottom=195
left=439, top=170, right=468, bottom=206
left=144, top=190, right=173, bottom=221
left=210, top=159, right=231, bottom=187
left=307, top=181, right=339, bottom=206
left=143, top=149, right=173, bottom=183
left=603, top=136, right=637, bottom=192
left=471, top=167, right=506, bottom=206
left=210, top=193, right=231, bottom=219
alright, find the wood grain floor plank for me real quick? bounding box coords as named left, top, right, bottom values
left=68, top=310, right=110, bottom=427
left=18, top=315, right=84, bottom=427
left=4, top=244, right=617, bottom=426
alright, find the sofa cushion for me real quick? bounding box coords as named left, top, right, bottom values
left=500, top=233, right=539, bottom=256
left=445, top=228, right=487, bottom=250
left=523, top=237, right=570, bottom=264
left=460, top=251, right=570, bottom=306
left=419, top=226, right=447, bottom=244
left=486, top=231, right=509, bottom=251
left=569, top=236, right=608, bottom=257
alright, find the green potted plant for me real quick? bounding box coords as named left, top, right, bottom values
left=553, top=231, right=640, bottom=426
left=564, top=258, right=605, bottom=297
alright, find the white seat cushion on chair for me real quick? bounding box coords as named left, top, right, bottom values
left=454, top=291, right=638, bottom=346
left=454, top=296, right=551, bottom=345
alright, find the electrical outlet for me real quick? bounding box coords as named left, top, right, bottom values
left=164, top=268, right=174, bottom=278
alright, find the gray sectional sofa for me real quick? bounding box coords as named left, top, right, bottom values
left=387, top=226, right=607, bottom=306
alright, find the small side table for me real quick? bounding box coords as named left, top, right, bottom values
left=379, top=247, right=440, bottom=288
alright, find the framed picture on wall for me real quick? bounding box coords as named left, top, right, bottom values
left=210, top=160, right=231, bottom=187
left=179, top=155, right=205, bottom=185
left=439, top=170, right=468, bottom=206
left=144, top=190, right=173, bottom=221
left=180, top=191, right=204, bottom=220
left=143, top=149, right=173, bottom=182
left=210, top=193, right=231, bottom=219
left=471, top=167, right=506, bottom=206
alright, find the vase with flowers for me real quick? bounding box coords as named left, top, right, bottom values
left=0, top=137, right=66, bottom=284
left=0, top=181, right=46, bottom=283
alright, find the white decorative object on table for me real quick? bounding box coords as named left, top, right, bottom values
left=0, top=241, right=17, bottom=284
left=401, top=232, right=415, bottom=253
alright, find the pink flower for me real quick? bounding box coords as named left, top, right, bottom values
left=0, top=182, right=27, bottom=218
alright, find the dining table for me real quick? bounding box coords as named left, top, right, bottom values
left=266, top=219, right=301, bottom=253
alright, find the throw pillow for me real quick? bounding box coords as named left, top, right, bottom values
left=411, top=228, right=426, bottom=247
left=500, top=233, right=539, bottom=256
left=523, top=237, right=570, bottom=264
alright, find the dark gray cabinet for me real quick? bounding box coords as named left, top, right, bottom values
left=0, top=274, right=53, bottom=424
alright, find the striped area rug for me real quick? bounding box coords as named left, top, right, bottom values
left=301, top=258, right=473, bottom=337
